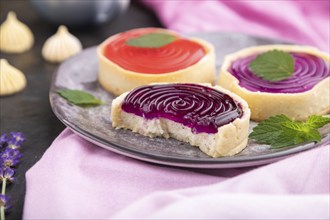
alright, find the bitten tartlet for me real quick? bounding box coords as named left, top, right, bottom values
left=111, top=83, right=251, bottom=157
left=98, top=28, right=215, bottom=96
left=218, top=45, right=330, bottom=121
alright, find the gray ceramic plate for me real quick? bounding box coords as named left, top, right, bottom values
left=50, top=32, right=330, bottom=168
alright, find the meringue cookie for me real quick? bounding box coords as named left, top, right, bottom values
left=0, top=59, right=27, bottom=96
left=0, top=11, right=34, bottom=53
left=42, top=25, right=82, bottom=63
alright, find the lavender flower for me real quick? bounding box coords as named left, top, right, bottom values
left=0, top=131, right=25, bottom=219
left=0, top=148, right=22, bottom=167
left=0, top=168, right=15, bottom=183
left=0, top=194, right=11, bottom=212
left=0, top=134, right=8, bottom=149
left=7, top=132, right=25, bottom=149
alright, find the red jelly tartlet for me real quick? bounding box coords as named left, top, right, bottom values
left=98, top=28, right=215, bottom=95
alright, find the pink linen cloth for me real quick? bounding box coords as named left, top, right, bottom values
left=24, top=129, right=330, bottom=219
left=24, top=0, right=330, bottom=219
left=143, top=0, right=330, bottom=52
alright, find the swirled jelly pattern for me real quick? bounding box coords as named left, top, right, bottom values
left=229, top=52, right=329, bottom=93
left=103, top=28, right=206, bottom=74
left=121, top=84, right=243, bottom=134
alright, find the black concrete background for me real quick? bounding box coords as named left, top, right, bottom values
left=0, top=0, right=162, bottom=218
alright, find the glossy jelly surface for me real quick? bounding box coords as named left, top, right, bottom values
left=229, top=52, right=330, bottom=93
left=103, top=28, right=206, bottom=74
left=121, top=84, right=243, bottom=134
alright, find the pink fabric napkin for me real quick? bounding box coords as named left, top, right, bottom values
left=24, top=1, right=330, bottom=219
left=24, top=129, right=330, bottom=219
left=143, top=0, right=330, bottom=52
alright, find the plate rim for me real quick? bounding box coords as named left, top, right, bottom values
left=49, top=33, right=329, bottom=168
left=52, top=110, right=328, bottom=168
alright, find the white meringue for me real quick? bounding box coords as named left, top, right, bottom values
left=42, top=25, right=82, bottom=63
left=0, top=59, right=27, bottom=96
left=0, top=11, right=34, bottom=53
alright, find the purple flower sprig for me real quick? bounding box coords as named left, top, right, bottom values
left=0, top=132, right=25, bottom=220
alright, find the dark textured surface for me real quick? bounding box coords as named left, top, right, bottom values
left=0, top=0, right=162, bottom=219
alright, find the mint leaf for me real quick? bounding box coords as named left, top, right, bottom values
left=282, top=121, right=321, bottom=144
left=271, top=131, right=295, bottom=148
left=304, top=129, right=322, bottom=143
left=306, top=115, right=330, bottom=129
left=249, top=114, right=291, bottom=144
left=126, top=33, right=176, bottom=48
left=58, top=89, right=102, bottom=107
left=249, top=114, right=330, bottom=148
left=249, top=50, right=294, bottom=81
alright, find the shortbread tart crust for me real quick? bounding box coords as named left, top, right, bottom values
left=218, top=44, right=330, bottom=121
left=111, top=83, right=251, bottom=158
left=98, top=28, right=216, bottom=96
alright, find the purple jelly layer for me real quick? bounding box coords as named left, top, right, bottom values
left=229, top=52, right=330, bottom=93
left=121, top=84, right=243, bottom=134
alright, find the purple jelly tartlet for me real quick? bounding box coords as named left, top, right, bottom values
left=219, top=45, right=330, bottom=121
left=111, top=83, right=251, bottom=157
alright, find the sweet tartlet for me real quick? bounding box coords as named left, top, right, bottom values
left=98, top=28, right=215, bottom=96
left=218, top=45, right=330, bottom=121
left=111, top=83, right=250, bottom=157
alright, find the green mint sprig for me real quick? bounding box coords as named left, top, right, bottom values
left=58, top=89, right=103, bottom=107
left=126, top=33, right=176, bottom=48
left=249, top=115, right=330, bottom=148
left=249, top=50, right=294, bottom=81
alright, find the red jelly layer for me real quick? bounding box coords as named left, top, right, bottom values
left=103, top=28, right=206, bottom=74
left=121, top=84, right=243, bottom=134
left=229, top=52, right=330, bottom=93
